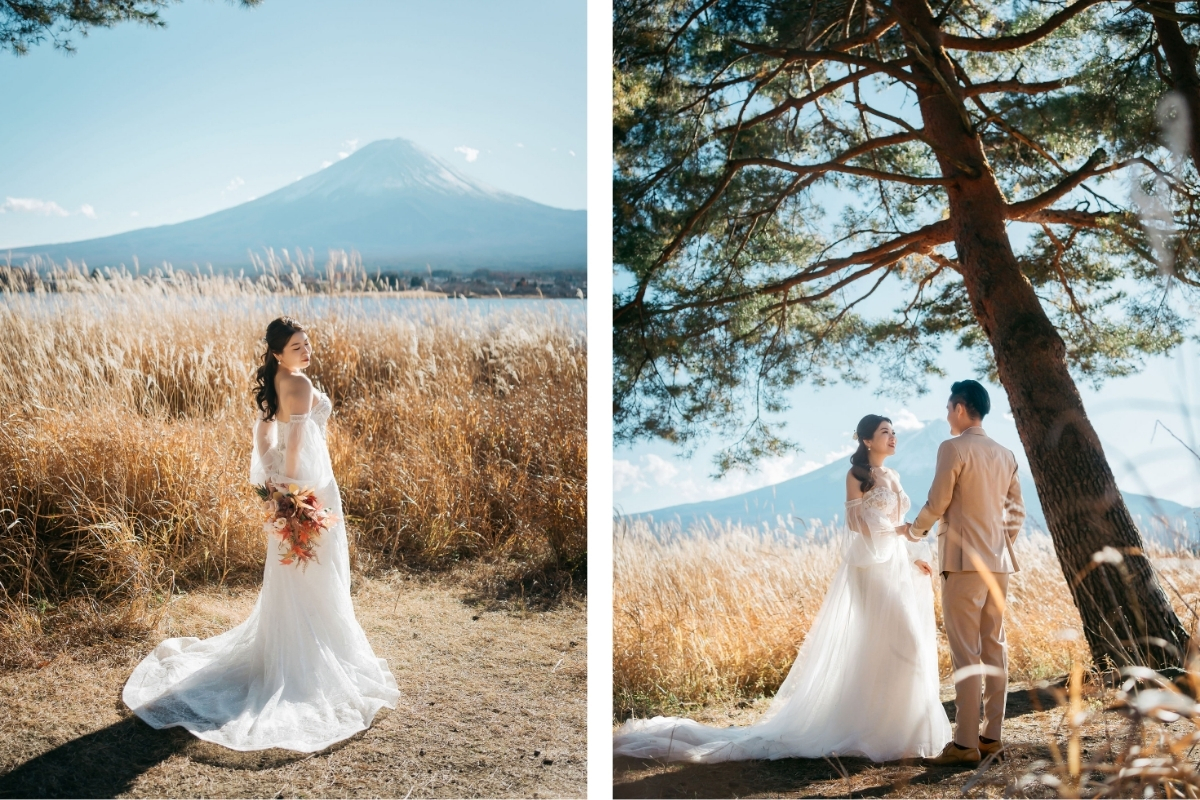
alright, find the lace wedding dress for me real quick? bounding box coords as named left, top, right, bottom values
left=613, top=468, right=951, bottom=763
left=123, top=390, right=399, bottom=752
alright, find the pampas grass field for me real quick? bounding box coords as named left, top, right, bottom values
left=613, top=518, right=1200, bottom=721
left=0, top=262, right=586, bottom=668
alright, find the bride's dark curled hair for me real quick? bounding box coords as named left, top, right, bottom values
left=253, top=316, right=306, bottom=421
left=849, top=414, right=892, bottom=493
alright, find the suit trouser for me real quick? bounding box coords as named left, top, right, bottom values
left=941, top=571, right=1009, bottom=748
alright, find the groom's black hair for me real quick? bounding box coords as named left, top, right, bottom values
left=949, top=380, right=990, bottom=420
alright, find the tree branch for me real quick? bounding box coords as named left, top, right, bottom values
left=964, top=78, right=1067, bottom=96
left=736, top=156, right=947, bottom=186
left=940, top=0, right=1106, bottom=52
left=1021, top=209, right=1116, bottom=228
left=1007, top=148, right=1109, bottom=219
left=729, top=40, right=920, bottom=86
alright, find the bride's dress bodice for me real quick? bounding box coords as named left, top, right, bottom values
left=861, top=484, right=911, bottom=525
left=843, top=471, right=927, bottom=567
left=250, top=390, right=335, bottom=489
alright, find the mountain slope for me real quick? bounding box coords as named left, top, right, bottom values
left=10, top=139, right=585, bottom=271
left=636, top=419, right=1199, bottom=547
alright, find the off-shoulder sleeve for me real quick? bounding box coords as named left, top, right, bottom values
left=250, top=417, right=282, bottom=486
left=844, top=494, right=897, bottom=566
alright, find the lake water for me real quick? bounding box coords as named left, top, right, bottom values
left=1, top=293, right=586, bottom=333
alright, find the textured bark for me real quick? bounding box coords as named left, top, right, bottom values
left=893, top=0, right=1191, bottom=670
left=1151, top=5, right=1200, bottom=174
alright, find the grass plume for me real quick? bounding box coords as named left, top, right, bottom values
left=613, top=518, right=1200, bottom=721
left=0, top=270, right=585, bottom=666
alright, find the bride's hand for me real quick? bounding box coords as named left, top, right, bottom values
left=914, top=559, right=933, bottom=576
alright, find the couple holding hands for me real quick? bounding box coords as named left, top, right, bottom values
left=615, top=379, right=1025, bottom=767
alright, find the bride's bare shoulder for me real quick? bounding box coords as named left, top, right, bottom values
left=276, top=372, right=314, bottom=417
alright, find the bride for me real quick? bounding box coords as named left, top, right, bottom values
left=613, top=414, right=951, bottom=763
left=123, top=316, right=399, bottom=752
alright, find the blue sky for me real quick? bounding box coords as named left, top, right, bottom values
left=0, top=0, right=585, bottom=250
left=615, top=336, right=1200, bottom=514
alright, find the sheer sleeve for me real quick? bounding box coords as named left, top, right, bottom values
left=844, top=495, right=897, bottom=566
left=275, top=416, right=335, bottom=489
left=250, top=417, right=283, bottom=486
left=249, top=415, right=334, bottom=489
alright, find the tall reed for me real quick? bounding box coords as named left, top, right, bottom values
left=613, top=518, right=1200, bottom=720
left=0, top=271, right=585, bottom=665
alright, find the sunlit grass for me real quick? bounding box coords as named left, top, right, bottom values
left=613, top=518, right=1200, bottom=721
left=0, top=265, right=586, bottom=666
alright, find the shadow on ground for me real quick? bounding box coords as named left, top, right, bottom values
left=0, top=716, right=190, bottom=799
left=0, top=711, right=340, bottom=799
left=614, top=683, right=1065, bottom=799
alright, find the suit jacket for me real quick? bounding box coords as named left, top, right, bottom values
left=910, top=427, right=1025, bottom=573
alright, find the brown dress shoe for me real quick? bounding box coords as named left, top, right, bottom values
left=978, top=738, right=1003, bottom=760
left=921, top=741, right=981, bottom=767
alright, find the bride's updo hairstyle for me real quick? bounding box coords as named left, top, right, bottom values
left=849, top=414, right=892, bottom=493
left=253, top=316, right=307, bottom=421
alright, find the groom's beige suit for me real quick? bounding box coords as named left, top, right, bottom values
left=910, top=426, right=1025, bottom=749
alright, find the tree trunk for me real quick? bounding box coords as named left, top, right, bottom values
left=893, top=0, right=1191, bottom=671
left=1150, top=4, right=1200, bottom=173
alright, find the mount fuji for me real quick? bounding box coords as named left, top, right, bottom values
left=8, top=139, right=585, bottom=271
left=635, top=418, right=1200, bottom=547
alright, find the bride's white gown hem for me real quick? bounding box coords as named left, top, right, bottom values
left=613, top=470, right=952, bottom=763
left=122, top=390, right=400, bottom=753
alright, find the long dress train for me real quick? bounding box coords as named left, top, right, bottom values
left=122, top=390, right=399, bottom=752
left=613, top=469, right=951, bottom=763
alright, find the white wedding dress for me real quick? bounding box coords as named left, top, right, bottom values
left=123, top=390, right=399, bottom=752
left=613, top=467, right=951, bottom=763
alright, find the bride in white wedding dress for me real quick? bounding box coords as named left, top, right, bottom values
left=614, top=414, right=952, bottom=763
left=123, top=317, right=399, bottom=752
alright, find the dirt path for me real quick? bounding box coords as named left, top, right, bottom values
left=614, top=681, right=1151, bottom=798
left=0, top=574, right=586, bottom=798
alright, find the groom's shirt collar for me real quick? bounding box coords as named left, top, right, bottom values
left=961, top=426, right=986, bottom=436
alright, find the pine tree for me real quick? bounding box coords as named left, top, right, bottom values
left=2, top=0, right=262, bottom=56
left=614, top=0, right=1199, bottom=671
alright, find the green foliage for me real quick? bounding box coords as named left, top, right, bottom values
left=614, top=0, right=1200, bottom=469
left=1, top=0, right=263, bottom=56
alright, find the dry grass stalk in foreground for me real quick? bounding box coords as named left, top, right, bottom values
left=613, top=518, right=1200, bottom=720
left=0, top=285, right=585, bottom=666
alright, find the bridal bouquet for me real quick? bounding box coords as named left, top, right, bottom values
left=254, top=482, right=338, bottom=569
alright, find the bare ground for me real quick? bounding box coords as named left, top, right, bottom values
left=613, top=680, right=1170, bottom=798
left=0, top=573, right=587, bottom=798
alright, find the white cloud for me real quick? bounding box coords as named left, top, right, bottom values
left=643, top=454, right=679, bottom=485
left=569, top=150, right=576, bottom=157
left=1, top=197, right=69, bottom=216
left=79, top=204, right=96, bottom=219
left=337, top=151, right=350, bottom=160
left=225, top=176, right=245, bottom=192
left=336, top=138, right=361, bottom=161
left=454, top=145, right=480, bottom=163
left=321, top=160, right=333, bottom=168
left=130, top=211, right=139, bottom=217
left=614, top=459, right=644, bottom=492
left=515, top=142, right=524, bottom=148
left=1003, top=412, right=1015, bottom=421
left=885, top=408, right=925, bottom=432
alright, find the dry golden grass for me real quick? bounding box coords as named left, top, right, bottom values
left=613, top=518, right=1200, bottom=721
left=0, top=268, right=585, bottom=666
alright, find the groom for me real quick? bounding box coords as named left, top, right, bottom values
left=904, top=380, right=1025, bottom=766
